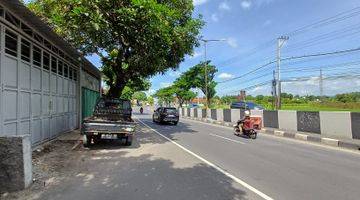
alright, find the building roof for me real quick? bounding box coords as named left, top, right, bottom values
left=1, top=0, right=101, bottom=79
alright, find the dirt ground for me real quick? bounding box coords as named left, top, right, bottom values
left=1, top=140, right=84, bottom=200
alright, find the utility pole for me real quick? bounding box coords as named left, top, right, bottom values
left=319, top=68, right=323, bottom=101
left=276, top=36, right=289, bottom=110
left=201, top=38, right=226, bottom=117
left=272, top=70, right=277, bottom=110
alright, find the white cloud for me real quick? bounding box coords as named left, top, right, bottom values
left=219, top=2, right=231, bottom=11
left=160, top=82, right=173, bottom=88
left=193, top=0, right=208, bottom=6
left=226, top=37, right=238, bottom=48
left=169, top=71, right=181, bottom=77
left=191, top=51, right=203, bottom=59
left=241, top=1, right=252, bottom=9
left=146, top=89, right=156, bottom=96
left=281, top=77, right=360, bottom=96
left=218, top=72, right=235, bottom=80
left=211, top=13, right=219, bottom=22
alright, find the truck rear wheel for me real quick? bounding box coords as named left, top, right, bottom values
left=83, top=135, right=91, bottom=147
left=125, top=135, right=133, bottom=146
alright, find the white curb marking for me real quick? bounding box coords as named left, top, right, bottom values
left=137, top=118, right=274, bottom=200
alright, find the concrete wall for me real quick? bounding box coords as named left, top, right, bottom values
left=206, top=109, right=211, bottom=119
left=190, top=108, right=194, bottom=118
left=263, top=110, right=279, bottom=128
left=223, top=109, right=232, bottom=122
left=320, top=112, right=352, bottom=139
left=0, top=135, right=32, bottom=193
left=231, top=109, right=241, bottom=123
left=194, top=108, right=198, bottom=118
left=180, top=107, right=360, bottom=140
left=211, top=109, right=217, bottom=120
left=216, top=109, right=224, bottom=121
left=278, top=110, right=297, bottom=131
left=351, top=113, right=360, bottom=139
left=297, top=111, right=321, bottom=134
left=201, top=109, right=206, bottom=118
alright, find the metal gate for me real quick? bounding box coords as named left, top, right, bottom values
left=82, top=87, right=99, bottom=120
left=0, top=24, right=78, bottom=145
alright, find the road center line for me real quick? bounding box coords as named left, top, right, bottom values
left=136, top=118, right=274, bottom=200
left=210, top=133, right=246, bottom=144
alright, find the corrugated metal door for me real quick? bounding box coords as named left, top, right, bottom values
left=0, top=25, right=79, bottom=145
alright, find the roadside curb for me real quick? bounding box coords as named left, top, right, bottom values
left=182, top=116, right=360, bottom=151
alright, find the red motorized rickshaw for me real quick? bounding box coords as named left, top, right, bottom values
left=234, top=113, right=262, bottom=139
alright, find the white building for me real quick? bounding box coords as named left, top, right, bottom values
left=0, top=1, right=101, bottom=146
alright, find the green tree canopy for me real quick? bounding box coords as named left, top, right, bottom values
left=154, top=86, right=175, bottom=106
left=28, top=0, right=203, bottom=97
left=178, top=61, right=218, bottom=106
left=132, top=91, right=147, bottom=102
left=119, top=78, right=150, bottom=100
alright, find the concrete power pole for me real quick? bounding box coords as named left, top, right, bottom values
left=276, top=36, right=289, bottom=110
left=201, top=38, right=226, bottom=118
left=272, top=70, right=277, bottom=110
left=319, top=68, right=323, bottom=101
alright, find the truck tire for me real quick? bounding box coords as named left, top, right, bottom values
left=83, top=135, right=91, bottom=147
left=125, top=135, right=133, bottom=146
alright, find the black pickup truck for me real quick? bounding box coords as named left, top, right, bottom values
left=81, top=98, right=137, bottom=147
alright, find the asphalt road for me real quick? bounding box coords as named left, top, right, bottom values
left=136, top=113, right=360, bottom=200
left=24, top=112, right=360, bottom=200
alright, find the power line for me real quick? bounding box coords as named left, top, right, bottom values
left=281, top=50, right=360, bottom=67
left=282, top=60, right=360, bottom=70
left=283, top=67, right=360, bottom=74
left=281, top=61, right=360, bottom=73
left=281, top=46, right=360, bottom=61
left=218, top=47, right=360, bottom=84
left=218, top=61, right=276, bottom=84
left=282, top=72, right=360, bottom=82
left=215, top=6, right=360, bottom=70
left=217, top=71, right=273, bottom=92
left=284, top=24, right=360, bottom=52
left=225, top=80, right=272, bottom=95
left=286, top=7, right=360, bottom=37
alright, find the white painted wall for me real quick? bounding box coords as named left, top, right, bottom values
left=278, top=110, right=297, bottom=131
left=320, top=112, right=352, bottom=139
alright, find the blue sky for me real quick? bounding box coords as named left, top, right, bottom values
left=26, top=0, right=360, bottom=97
left=150, top=0, right=360, bottom=97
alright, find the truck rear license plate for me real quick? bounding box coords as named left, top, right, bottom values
left=101, top=134, right=118, bottom=139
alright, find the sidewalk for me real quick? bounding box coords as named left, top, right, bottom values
left=182, top=116, right=360, bottom=151
left=57, top=130, right=82, bottom=141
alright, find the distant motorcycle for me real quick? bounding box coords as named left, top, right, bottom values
left=233, top=113, right=261, bottom=139
left=140, top=107, right=144, bottom=114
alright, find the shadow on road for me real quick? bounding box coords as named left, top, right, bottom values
left=5, top=119, right=250, bottom=200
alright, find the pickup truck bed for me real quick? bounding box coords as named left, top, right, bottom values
left=81, top=98, right=137, bottom=147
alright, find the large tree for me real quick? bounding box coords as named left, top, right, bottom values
left=28, top=0, right=203, bottom=97
left=154, top=86, right=175, bottom=106
left=172, top=76, right=196, bottom=107
left=118, top=78, right=150, bottom=100
left=132, top=91, right=147, bottom=102
left=179, top=61, right=218, bottom=106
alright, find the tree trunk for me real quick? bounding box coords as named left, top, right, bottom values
left=107, top=75, right=126, bottom=98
